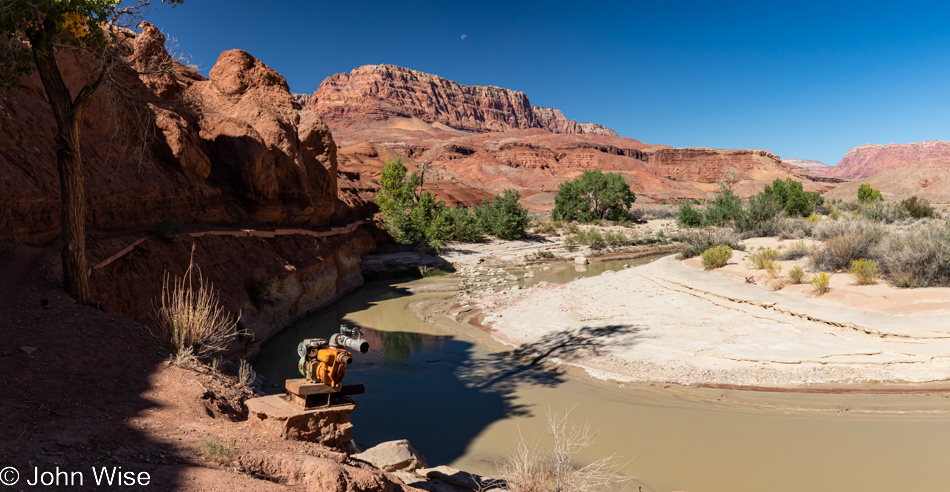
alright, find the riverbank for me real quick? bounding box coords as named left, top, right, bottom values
left=452, top=239, right=950, bottom=388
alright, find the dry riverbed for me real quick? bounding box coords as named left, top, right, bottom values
left=436, top=236, right=950, bottom=388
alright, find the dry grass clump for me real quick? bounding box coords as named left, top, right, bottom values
left=812, top=218, right=882, bottom=241
left=849, top=258, right=879, bottom=285
left=203, top=440, right=236, bottom=465
left=152, top=250, right=243, bottom=359
left=787, top=265, right=808, bottom=284
left=748, top=248, right=779, bottom=269
left=778, top=240, right=809, bottom=260
left=238, top=360, right=256, bottom=388
left=498, top=409, right=631, bottom=492
left=700, top=244, right=733, bottom=270
left=810, top=220, right=884, bottom=271
left=871, top=220, right=950, bottom=287
left=811, top=273, right=831, bottom=294
left=764, top=260, right=782, bottom=279
left=678, top=227, right=744, bottom=259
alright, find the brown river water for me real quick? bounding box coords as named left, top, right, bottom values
left=254, top=256, right=950, bottom=492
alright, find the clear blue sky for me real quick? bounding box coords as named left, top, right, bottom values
left=144, top=1, right=950, bottom=165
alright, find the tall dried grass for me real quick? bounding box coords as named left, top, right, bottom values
left=497, top=409, right=631, bottom=492
left=871, top=220, right=950, bottom=287
left=152, top=249, right=243, bottom=358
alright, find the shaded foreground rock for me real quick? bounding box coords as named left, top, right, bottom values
left=355, top=439, right=428, bottom=472
left=246, top=394, right=356, bottom=454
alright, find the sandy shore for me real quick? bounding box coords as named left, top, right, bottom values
left=471, top=240, right=950, bottom=387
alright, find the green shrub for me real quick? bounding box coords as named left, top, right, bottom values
left=552, top=170, right=635, bottom=222
left=703, top=184, right=744, bottom=227
left=525, top=250, right=556, bottom=261
left=829, top=209, right=843, bottom=220
left=811, top=273, right=831, bottom=294
left=761, top=178, right=823, bottom=217
left=849, top=258, right=878, bottom=285
left=748, top=248, right=779, bottom=269
left=474, top=189, right=529, bottom=240
left=677, top=203, right=704, bottom=228
left=899, top=196, right=936, bottom=219
left=788, top=265, right=808, bottom=284
left=734, top=193, right=782, bottom=235
left=565, top=222, right=579, bottom=234
left=764, top=260, right=782, bottom=278
left=701, top=245, right=733, bottom=270
left=441, top=206, right=482, bottom=243
left=533, top=221, right=557, bottom=235
left=857, top=183, right=883, bottom=202
left=679, top=228, right=745, bottom=259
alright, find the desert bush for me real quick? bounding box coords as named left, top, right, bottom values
left=565, top=222, right=579, bottom=234
left=858, top=201, right=910, bottom=223
left=811, top=273, right=831, bottom=294
left=779, top=240, right=809, bottom=260
left=475, top=189, right=530, bottom=240
left=704, top=185, right=744, bottom=227
left=849, top=258, right=878, bottom=285
left=533, top=221, right=557, bottom=235
left=679, top=228, right=745, bottom=259
left=152, top=251, right=243, bottom=359
left=764, top=260, right=783, bottom=278
left=604, top=230, right=628, bottom=247
left=497, top=409, right=630, bottom=492
left=812, top=229, right=883, bottom=271
left=813, top=218, right=882, bottom=241
left=649, top=205, right=680, bottom=220
left=858, top=183, right=883, bottom=202
left=701, top=244, right=733, bottom=270
left=748, top=248, right=779, bottom=269
left=442, top=206, right=482, bottom=242
left=677, top=203, right=704, bottom=227
left=761, top=177, right=823, bottom=217
left=788, top=265, right=808, bottom=284
left=829, top=209, right=843, bottom=221
left=203, top=440, right=236, bottom=465
left=627, top=208, right=645, bottom=222
left=900, top=196, right=936, bottom=219
left=871, top=220, right=950, bottom=287
left=525, top=250, right=556, bottom=261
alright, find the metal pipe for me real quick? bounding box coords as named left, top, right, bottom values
left=330, top=334, right=369, bottom=354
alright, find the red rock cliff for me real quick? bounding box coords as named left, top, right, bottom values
left=301, top=64, right=617, bottom=136
left=827, top=141, right=950, bottom=179
left=0, top=23, right=339, bottom=243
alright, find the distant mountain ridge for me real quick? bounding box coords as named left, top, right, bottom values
left=827, top=140, right=950, bottom=179
left=296, top=64, right=617, bottom=136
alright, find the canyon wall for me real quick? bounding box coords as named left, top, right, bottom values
left=301, top=64, right=617, bottom=136
left=827, top=141, right=950, bottom=179
left=0, top=23, right=338, bottom=243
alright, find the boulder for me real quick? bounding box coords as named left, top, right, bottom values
left=355, top=439, right=428, bottom=472
left=574, top=256, right=589, bottom=265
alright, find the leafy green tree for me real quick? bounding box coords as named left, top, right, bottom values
left=441, top=206, right=482, bottom=242
left=858, top=183, right=883, bottom=202
left=762, top=178, right=822, bottom=217
left=0, top=0, right=181, bottom=303
left=703, top=183, right=743, bottom=227
left=552, top=170, right=636, bottom=222
left=474, top=189, right=529, bottom=240
left=677, top=203, right=704, bottom=228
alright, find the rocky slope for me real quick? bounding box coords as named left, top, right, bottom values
left=826, top=141, right=950, bottom=179
left=298, top=64, right=617, bottom=136
left=298, top=65, right=832, bottom=207
left=823, top=158, right=950, bottom=202
left=783, top=158, right=830, bottom=174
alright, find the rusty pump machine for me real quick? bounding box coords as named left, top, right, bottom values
left=287, top=326, right=369, bottom=408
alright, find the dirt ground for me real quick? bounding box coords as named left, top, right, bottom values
left=0, top=241, right=414, bottom=491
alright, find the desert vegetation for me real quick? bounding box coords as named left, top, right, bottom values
left=675, top=177, right=950, bottom=289
left=551, top=170, right=636, bottom=222
left=375, top=157, right=529, bottom=250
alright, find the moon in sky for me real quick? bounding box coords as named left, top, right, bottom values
left=461, top=34, right=468, bottom=40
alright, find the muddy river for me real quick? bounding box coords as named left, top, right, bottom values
left=254, top=256, right=950, bottom=492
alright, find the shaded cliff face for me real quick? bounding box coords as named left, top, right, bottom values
left=0, top=23, right=337, bottom=243
left=827, top=141, right=950, bottom=179
left=301, top=64, right=617, bottom=136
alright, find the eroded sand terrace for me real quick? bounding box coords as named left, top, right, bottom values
left=479, top=247, right=950, bottom=387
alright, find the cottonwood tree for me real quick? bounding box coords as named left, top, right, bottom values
left=552, top=170, right=636, bottom=222
left=0, top=0, right=181, bottom=303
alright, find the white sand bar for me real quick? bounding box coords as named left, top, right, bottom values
left=482, top=255, right=950, bottom=386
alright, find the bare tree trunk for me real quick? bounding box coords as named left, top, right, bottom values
left=30, top=30, right=92, bottom=304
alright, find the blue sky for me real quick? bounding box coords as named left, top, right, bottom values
left=144, top=1, right=950, bottom=165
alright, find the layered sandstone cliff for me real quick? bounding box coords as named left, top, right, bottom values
left=827, top=141, right=950, bottom=179
left=299, top=64, right=617, bottom=136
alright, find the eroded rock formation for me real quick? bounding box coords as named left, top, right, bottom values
left=827, top=141, right=950, bottom=180
left=0, top=23, right=338, bottom=243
